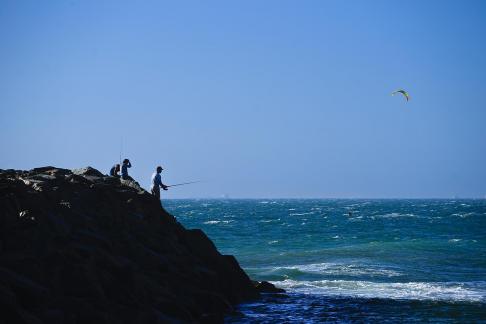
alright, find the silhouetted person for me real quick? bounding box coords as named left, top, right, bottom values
left=121, top=159, right=131, bottom=180
left=151, top=166, right=168, bottom=200
left=110, top=164, right=120, bottom=177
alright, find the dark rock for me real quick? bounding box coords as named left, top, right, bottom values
left=0, top=267, right=49, bottom=307
left=72, top=167, right=105, bottom=177
left=254, top=281, right=286, bottom=293
left=30, top=166, right=69, bottom=174
left=0, top=166, right=260, bottom=322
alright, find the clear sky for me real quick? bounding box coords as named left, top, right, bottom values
left=1, top=0, right=485, bottom=198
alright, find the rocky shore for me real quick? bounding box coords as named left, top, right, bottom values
left=0, top=166, right=282, bottom=323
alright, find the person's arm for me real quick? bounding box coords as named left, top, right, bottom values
left=127, top=161, right=132, bottom=168
left=156, top=174, right=168, bottom=190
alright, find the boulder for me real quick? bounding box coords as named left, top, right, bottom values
left=72, top=167, right=105, bottom=178
left=254, top=281, right=286, bottom=293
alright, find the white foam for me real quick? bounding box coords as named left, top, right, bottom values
left=203, top=219, right=233, bottom=224
left=452, top=212, right=476, bottom=218
left=377, top=213, right=418, bottom=218
left=273, top=279, right=486, bottom=302
left=289, top=212, right=314, bottom=216
left=203, top=220, right=221, bottom=224
left=449, top=238, right=462, bottom=243
left=263, top=262, right=403, bottom=278
left=259, top=218, right=280, bottom=223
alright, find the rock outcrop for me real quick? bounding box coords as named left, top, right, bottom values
left=0, top=166, right=260, bottom=323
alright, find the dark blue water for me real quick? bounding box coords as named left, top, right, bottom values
left=165, top=199, right=486, bottom=322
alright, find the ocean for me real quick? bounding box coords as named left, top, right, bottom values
left=164, top=199, right=486, bottom=323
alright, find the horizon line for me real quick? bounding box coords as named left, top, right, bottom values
left=163, top=197, right=486, bottom=200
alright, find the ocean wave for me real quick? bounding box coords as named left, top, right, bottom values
left=451, top=212, right=477, bottom=218
left=273, top=279, right=486, bottom=302
left=254, top=262, right=403, bottom=278
left=204, top=220, right=221, bottom=224
left=175, top=204, right=193, bottom=208
left=376, top=213, right=418, bottom=218
left=259, top=218, right=280, bottom=223
left=289, top=212, right=314, bottom=216
left=203, top=220, right=234, bottom=225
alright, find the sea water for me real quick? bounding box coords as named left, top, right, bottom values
left=165, top=199, right=486, bottom=322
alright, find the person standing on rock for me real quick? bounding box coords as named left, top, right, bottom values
left=109, top=164, right=120, bottom=177
left=151, top=166, right=168, bottom=200
left=121, top=159, right=132, bottom=180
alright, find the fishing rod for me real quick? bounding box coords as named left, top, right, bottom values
left=167, top=180, right=202, bottom=188
left=119, top=137, right=123, bottom=165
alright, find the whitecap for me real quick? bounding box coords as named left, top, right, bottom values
left=259, top=218, right=280, bottom=223
left=377, top=213, right=417, bottom=218
left=272, top=279, right=486, bottom=302
left=268, top=240, right=279, bottom=245
left=267, top=262, right=402, bottom=278
left=451, top=212, right=475, bottom=218
left=290, top=212, right=314, bottom=216
left=203, top=220, right=221, bottom=224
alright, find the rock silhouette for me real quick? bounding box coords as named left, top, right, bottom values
left=0, top=166, right=278, bottom=323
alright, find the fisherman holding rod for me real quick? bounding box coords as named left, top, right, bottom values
left=151, top=166, right=168, bottom=201
left=151, top=165, right=202, bottom=204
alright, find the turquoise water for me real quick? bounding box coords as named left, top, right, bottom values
left=165, top=199, right=486, bottom=322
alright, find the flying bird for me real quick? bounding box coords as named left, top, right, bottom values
left=392, top=89, right=410, bottom=102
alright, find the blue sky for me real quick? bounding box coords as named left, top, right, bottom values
left=1, top=0, right=485, bottom=198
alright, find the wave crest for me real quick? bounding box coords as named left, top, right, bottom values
left=273, top=279, right=486, bottom=302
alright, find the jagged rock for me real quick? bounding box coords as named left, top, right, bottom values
left=0, top=166, right=259, bottom=323
left=71, top=166, right=105, bottom=177
left=254, top=281, right=286, bottom=293
left=120, top=177, right=145, bottom=193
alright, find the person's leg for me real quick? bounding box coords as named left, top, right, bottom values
left=151, top=188, right=160, bottom=200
